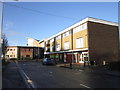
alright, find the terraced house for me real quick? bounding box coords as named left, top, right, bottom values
left=31, top=17, right=119, bottom=65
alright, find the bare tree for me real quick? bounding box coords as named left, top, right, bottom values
left=2, top=33, right=8, bottom=60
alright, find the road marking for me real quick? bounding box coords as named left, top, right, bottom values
left=15, top=61, right=36, bottom=89
left=27, top=80, right=32, bottom=83
left=80, top=84, right=91, bottom=88
left=79, top=70, right=83, bottom=72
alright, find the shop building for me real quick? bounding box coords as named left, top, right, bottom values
left=39, top=17, right=119, bottom=65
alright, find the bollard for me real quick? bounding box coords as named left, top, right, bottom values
left=94, top=61, right=96, bottom=66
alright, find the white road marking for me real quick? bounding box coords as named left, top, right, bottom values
left=79, top=70, right=83, bottom=72
left=80, top=84, right=91, bottom=88
left=27, top=80, right=32, bottom=83
left=15, top=61, right=36, bottom=89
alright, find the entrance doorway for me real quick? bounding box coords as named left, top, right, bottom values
left=79, top=52, right=88, bottom=63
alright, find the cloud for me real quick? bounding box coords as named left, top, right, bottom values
left=3, top=30, right=21, bottom=37
left=8, top=40, right=19, bottom=46
left=3, top=21, right=22, bottom=37
left=4, top=21, right=13, bottom=31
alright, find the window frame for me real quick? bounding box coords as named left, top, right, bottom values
left=56, top=44, right=60, bottom=51
left=76, top=37, right=84, bottom=48
left=64, top=41, right=70, bottom=50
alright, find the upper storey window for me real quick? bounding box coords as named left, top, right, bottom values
left=56, top=35, right=61, bottom=40
left=41, top=42, right=44, bottom=47
left=73, top=23, right=87, bottom=33
left=50, top=38, right=54, bottom=43
left=63, top=30, right=71, bottom=37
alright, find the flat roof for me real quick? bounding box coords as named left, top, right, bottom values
left=7, top=46, right=42, bottom=48
left=45, top=17, right=118, bottom=41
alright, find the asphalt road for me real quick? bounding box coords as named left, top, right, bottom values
left=18, top=61, right=120, bottom=88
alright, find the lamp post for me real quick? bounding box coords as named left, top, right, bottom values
left=0, top=1, right=4, bottom=61
left=37, top=46, right=39, bottom=60
left=0, top=1, right=4, bottom=90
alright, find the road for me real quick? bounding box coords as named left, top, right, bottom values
left=18, top=61, right=120, bottom=88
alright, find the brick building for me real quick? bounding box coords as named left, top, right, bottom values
left=6, top=46, right=44, bottom=60
left=37, top=17, right=119, bottom=65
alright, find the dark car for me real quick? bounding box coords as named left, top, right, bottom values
left=42, top=58, right=54, bottom=65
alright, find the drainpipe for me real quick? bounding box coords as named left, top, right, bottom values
left=70, top=29, right=73, bottom=69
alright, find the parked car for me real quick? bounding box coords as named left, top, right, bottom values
left=42, top=58, right=54, bottom=65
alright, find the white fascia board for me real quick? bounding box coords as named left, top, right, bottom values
left=45, top=18, right=89, bottom=41
left=69, top=48, right=88, bottom=52
left=88, top=17, right=118, bottom=26
left=44, top=48, right=88, bottom=54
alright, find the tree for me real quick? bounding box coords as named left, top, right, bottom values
left=2, top=33, right=8, bottom=60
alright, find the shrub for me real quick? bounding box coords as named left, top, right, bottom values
left=23, top=57, right=32, bottom=60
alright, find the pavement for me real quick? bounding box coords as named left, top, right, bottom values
left=2, top=62, right=26, bottom=88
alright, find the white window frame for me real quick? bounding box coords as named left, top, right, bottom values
left=46, top=47, right=48, bottom=51
left=41, top=42, right=44, bottom=47
left=50, top=46, right=53, bottom=52
left=64, top=42, right=70, bottom=50
left=63, top=30, right=71, bottom=37
left=73, top=23, right=87, bottom=33
left=56, top=44, right=60, bottom=51
left=76, top=37, right=84, bottom=48
left=56, top=35, right=61, bottom=40
left=50, top=38, right=54, bottom=43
